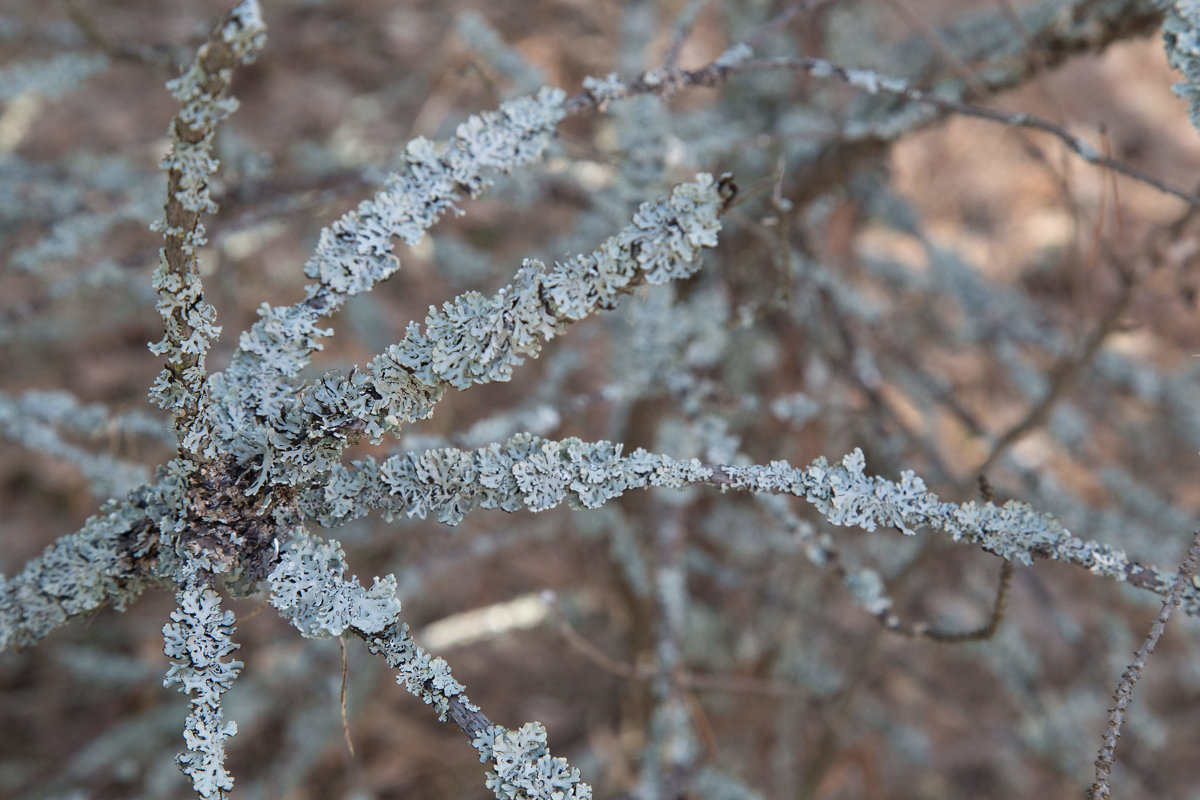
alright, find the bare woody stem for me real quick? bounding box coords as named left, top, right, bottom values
left=1088, top=528, right=1200, bottom=798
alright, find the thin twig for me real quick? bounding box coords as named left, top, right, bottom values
left=544, top=592, right=638, bottom=679
left=975, top=266, right=1135, bottom=476
left=63, top=0, right=181, bottom=70
left=663, top=0, right=711, bottom=71
left=545, top=592, right=819, bottom=699
left=886, top=0, right=1088, bottom=251
left=339, top=637, right=355, bottom=757
left=868, top=478, right=1014, bottom=642
left=562, top=48, right=1198, bottom=208
left=742, top=0, right=837, bottom=52
left=564, top=0, right=833, bottom=113
left=878, top=0, right=982, bottom=94
left=732, top=56, right=1200, bottom=208
left=922, top=560, right=1014, bottom=643
left=1088, top=528, right=1200, bottom=799
left=236, top=595, right=272, bottom=623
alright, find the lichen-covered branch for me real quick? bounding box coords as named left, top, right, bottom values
left=360, top=173, right=723, bottom=411
left=0, top=52, right=109, bottom=104
left=267, top=531, right=480, bottom=724
left=307, top=435, right=1200, bottom=613
left=0, top=496, right=156, bottom=651
left=0, top=389, right=172, bottom=444
left=148, top=0, right=265, bottom=438
left=161, top=578, right=243, bottom=800
left=266, top=531, right=589, bottom=800
left=198, top=88, right=567, bottom=471
left=225, top=174, right=723, bottom=490
left=559, top=0, right=1165, bottom=205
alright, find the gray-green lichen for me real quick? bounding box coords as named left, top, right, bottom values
left=1165, top=0, right=1200, bottom=133
left=148, top=0, right=267, bottom=432
left=473, top=722, right=593, bottom=800
left=198, top=174, right=722, bottom=492
left=162, top=579, right=243, bottom=800
left=0, top=497, right=155, bottom=651
left=303, top=437, right=1199, bottom=613
left=197, top=87, right=569, bottom=488
left=268, top=532, right=401, bottom=638
left=307, top=433, right=713, bottom=526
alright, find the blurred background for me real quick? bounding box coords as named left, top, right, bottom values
left=3, top=0, right=1200, bottom=797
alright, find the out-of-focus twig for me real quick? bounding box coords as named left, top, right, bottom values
left=63, top=0, right=182, bottom=70
left=732, top=56, right=1200, bottom=208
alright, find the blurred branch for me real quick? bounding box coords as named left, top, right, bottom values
left=733, top=56, right=1200, bottom=208
left=563, top=0, right=1184, bottom=207
left=62, top=0, right=183, bottom=71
